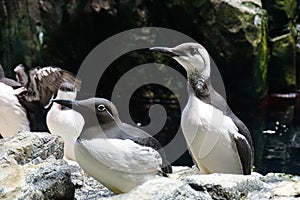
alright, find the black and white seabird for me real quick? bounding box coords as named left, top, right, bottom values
left=0, top=64, right=22, bottom=88
left=52, top=97, right=172, bottom=193
left=46, top=82, right=84, bottom=161
left=0, top=82, right=30, bottom=137
left=150, top=43, right=254, bottom=175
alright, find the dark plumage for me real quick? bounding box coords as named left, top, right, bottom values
left=25, top=66, right=81, bottom=107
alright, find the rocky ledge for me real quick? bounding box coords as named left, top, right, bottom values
left=0, top=132, right=299, bottom=200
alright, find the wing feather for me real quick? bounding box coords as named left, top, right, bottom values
left=26, top=66, right=81, bottom=106
left=80, top=138, right=163, bottom=174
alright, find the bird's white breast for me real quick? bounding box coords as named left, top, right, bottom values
left=74, top=138, right=162, bottom=193
left=46, top=103, right=84, bottom=160
left=0, top=83, right=29, bottom=137
left=181, top=94, right=243, bottom=174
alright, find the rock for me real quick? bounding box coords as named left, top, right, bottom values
left=262, top=173, right=300, bottom=199
left=25, top=159, right=75, bottom=200
left=262, top=0, right=299, bottom=92
left=0, top=131, right=114, bottom=199
left=262, top=0, right=298, bottom=33
left=181, top=173, right=265, bottom=199
left=296, top=24, right=300, bottom=89
left=0, top=132, right=74, bottom=199
left=1, top=0, right=268, bottom=101
left=0, top=0, right=65, bottom=70
left=69, top=161, right=115, bottom=199
left=197, top=0, right=268, bottom=100
left=151, top=0, right=268, bottom=99
left=0, top=131, right=64, bottom=164
left=2, top=132, right=300, bottom=199
left=0, top=156, right=74, bottom=199
left=101, top=177, right=212, bottom=200
left=268, top=33, right=297, bottom=92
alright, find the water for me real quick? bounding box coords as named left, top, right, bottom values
left=231, top=93, right=300, bottom=175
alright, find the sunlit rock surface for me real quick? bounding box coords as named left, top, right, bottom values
left=100, top=177, right=213, bottom=200
left=0, top=132, right=112, bottom=199
left=1, top=132, right=300, bottom=199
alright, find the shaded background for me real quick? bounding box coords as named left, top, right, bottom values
left=0, top=0, right=300, bottom=175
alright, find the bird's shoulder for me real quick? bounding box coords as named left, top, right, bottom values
left=118, top=123, right=163, bottom=150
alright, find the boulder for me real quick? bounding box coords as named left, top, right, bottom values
left=0, top=131, right=64, bottom=164
left=0, top=131, right=114, bottom=199
left=150, top=0, right=268, bottom=100
left=296, top=24, right=300, bottom=88
left=181, top=173, right=265, bottom=199
left=1, top=132, right=300, bottom=199
left=1, top=0, right=268, bottom=100
left=0, top=132, right=74, bottom=199
left=197, top=0, right=268, bottom=100
left=268, top=32, right=297, bottom=92
left=0, top=157, right=74, bottom=200
left=262, top=0, right=299, bottom=92
left=70, top=161, right=115, bottom=199
left=100, top=177, right=212, bottom=200
left=99, top=170, right=300, bottom=200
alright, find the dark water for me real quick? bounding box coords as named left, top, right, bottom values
left=229, top=93, right=300, bottom=175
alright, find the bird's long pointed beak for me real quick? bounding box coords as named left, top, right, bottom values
left=51, top=99, right=79, bottom=110
left=149, top=47, right=179, bottom=57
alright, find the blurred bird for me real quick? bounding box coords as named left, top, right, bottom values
left=47, top=82, right=84, bottom=161
left=0, top=64, right=22, bottom=88
left=15, top=65, right=81, bottom=131
left=150, top=43, right=253, bottom=175
left=0, top=64, right=81, bottom=137
left=0, top=82, right=30, bottom=137
left=14, top=64, right=28, bottom=86
left=52, top=97, right=172, bottom=194
left=17, top=66, right=81, bottom=107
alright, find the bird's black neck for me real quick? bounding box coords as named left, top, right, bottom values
left=188, top=70, right=211, bottom=99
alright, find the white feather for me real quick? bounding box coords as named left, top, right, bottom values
left=75, top=138, right=162, bottom=193
left=0, top=83, right=30, bottom=137
left=46, top=89, right=84, bottom=160
left=181, top=94, right=243, bottom=174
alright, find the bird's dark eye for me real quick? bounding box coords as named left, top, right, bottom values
left=97, top=104, right=106, bottom=112
left=189, top=47, right=198, bottom=55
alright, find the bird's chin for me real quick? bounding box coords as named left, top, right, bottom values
left=173, top=57, right=189, bottom=70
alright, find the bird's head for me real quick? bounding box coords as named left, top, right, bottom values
left=52, top=97, right=120, bottom=125
left=150, top=43, right=210, bottom=78
left=56, top=82, right=77, bottom=101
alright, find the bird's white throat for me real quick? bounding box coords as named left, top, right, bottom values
left=56, top=90, right=77, bottom=101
